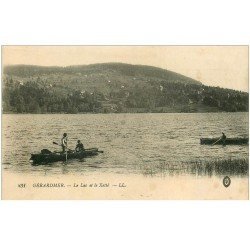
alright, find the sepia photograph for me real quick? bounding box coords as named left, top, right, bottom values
left=1, top=45, right=249, bottom=199
left=1, top=1, right=250, bottom=250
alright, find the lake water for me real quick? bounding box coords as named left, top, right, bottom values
left=2, top=113, right=249, bottom=177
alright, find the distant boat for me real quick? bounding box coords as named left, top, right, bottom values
left=200, top=137, right=248, bottom=145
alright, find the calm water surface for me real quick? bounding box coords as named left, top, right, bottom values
left=2, top=113, right=248, bottom=176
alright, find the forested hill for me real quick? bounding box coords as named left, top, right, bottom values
left=2, top=63, right=248, bottom=113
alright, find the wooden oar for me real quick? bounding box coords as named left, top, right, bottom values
left=86, top=148, right=104, bottom=153
left=53, top=142, right=103, bottom=153
left=212, top=137, right=221, bottom=146
left=53, top=141, right=69, bottom=148
left=65, top=147, right=68, bottom=162
left=53, top=142, right=71, bottom=159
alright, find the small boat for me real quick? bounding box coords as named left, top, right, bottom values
left=200, top=137, right=248, bottom=145
left=30, top=148, right=102, bottom=165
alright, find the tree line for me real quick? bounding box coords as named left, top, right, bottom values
left=2, top=79, right=248, bottom=113
left=2, top=81, right=104, bottom=113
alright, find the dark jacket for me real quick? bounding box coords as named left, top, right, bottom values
left=75, top=142, right=84, bottom=152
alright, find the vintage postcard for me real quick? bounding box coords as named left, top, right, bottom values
left=1, top=45, right=249, bottom=199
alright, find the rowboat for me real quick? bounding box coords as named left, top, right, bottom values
left=200, top=137, right=248, bottom=145
left=30, top=148, right=102, bottom=164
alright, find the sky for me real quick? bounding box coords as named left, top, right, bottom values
left=2, top=46, right=248, bottom=92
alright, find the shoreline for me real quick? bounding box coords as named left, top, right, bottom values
left=2, top=111, right=248, bottom=115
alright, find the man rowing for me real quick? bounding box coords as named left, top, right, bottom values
left=212, top=132, right=227, bottom=145
left=221, top=132, right=226, bottom=145
left=61, top=133, right=68, bottom=153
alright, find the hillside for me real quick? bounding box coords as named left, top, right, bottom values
left=2, top=63, right=248, bottom=113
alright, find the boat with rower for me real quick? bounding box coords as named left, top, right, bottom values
left=30, top=148, right=103, bottom=165
left=200, top=137, right=248, bottom=145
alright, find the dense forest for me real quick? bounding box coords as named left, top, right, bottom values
left=2, top=63, right=248, bottom=113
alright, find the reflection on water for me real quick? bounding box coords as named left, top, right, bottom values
left=2, top=113, right=249, bottom=177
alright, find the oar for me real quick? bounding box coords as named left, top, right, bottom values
left=53, top=141, right=72, bottom=154
left=212, top=137, right=221, bottom=146
left=53, top=142, right=104, bottom=153
left=86, top=148, right=104, bottom=153
left=53, top=142, right=67, bottom=161
left=65, top=147, right=68, bottom=162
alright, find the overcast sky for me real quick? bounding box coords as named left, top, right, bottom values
left=2, top=46, right=248, bottom=92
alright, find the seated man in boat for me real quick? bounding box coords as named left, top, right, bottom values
left=61, top=133, right=68, bottom=153
left=75, top=140, right=84, bottom=152
left=221, top=132, right=226, bottom=145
